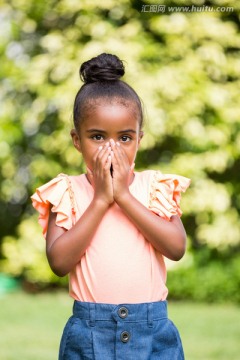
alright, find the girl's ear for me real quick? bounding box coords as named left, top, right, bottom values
left=138, top=131, right=144, bottom=146
left=70, top=129, right=82, bottom=153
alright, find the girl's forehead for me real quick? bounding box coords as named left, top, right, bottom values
left=83, top=102, right=140, bottom=128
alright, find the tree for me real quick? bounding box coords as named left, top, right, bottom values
left=0, top=0, right=239, bottom=288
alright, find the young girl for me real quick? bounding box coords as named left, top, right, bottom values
left=31, top=53, right=190, bottom=360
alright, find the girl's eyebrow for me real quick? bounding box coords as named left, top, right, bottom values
left=117, top=129, right=137, bottom=134
left=86, top=129, right=106, bottom=133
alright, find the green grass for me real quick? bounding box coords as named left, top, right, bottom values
left=169, top=301, right=240, bottom=360
left=0, top=291, right=239, bottom=359
left=0, top=291, right=72, bottom=360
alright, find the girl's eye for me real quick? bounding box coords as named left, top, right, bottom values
left=92, top=135, right=104, bottom=141
left=121, top=135, right=131, bottom=142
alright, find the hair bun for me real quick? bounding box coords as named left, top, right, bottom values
left=80, top=53, right=125, bottom=84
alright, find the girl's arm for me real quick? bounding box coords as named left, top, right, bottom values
left=46, top=198, right=109, bottom=276
left=115, top=194, right=186, bottom=261
left=46, top=144, right=113, bottom=277
left=112, top=143, right=186, bottom=261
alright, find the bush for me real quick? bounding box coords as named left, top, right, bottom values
left=167, top=255, right=240, bottom=304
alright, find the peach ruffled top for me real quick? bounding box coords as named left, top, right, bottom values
left=31, top=170, right=190, bottom=304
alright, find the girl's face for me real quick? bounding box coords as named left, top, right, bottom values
left=71, top=102, right=143, bottom=171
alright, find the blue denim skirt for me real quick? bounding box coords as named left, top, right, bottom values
left=59, top=300, right=184, bottom=360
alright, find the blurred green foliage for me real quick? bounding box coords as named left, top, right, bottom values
left=167, top=254, right=240, bottom=303
left=0, top=0, right=240, bottom=299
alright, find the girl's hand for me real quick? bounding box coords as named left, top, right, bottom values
left=87, top=143, right=114, bottom=206
left=110, top=140, right=134, bottom=203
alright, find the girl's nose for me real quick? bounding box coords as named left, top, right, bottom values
left=109, top=139, right=115, bottom=147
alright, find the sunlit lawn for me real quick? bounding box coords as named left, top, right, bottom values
left=0, top=290, right=239, bottom=360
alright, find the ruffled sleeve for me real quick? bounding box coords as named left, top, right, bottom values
left=149, top=171, right=190, bottom=221
left=31, top=174, right=76, bottom=238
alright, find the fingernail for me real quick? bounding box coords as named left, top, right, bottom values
left=110, top=139, right=115, bottom=146
left=98, top=146, right=103, bottom=151
left=105, top=142, right=109, bottom=147
left=116, top=142, right=120, bottom=146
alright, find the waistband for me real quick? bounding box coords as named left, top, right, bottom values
left=72, top=300, right=168, bottom=327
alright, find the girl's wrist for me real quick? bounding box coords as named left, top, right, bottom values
left=114, top=190, right=132, bottom=208
left=92, top=195, right=112, bottom=210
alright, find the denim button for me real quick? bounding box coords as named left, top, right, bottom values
left=118, top=307, right=128, bottom=319
left=120, top=331, right=130, bottom=343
